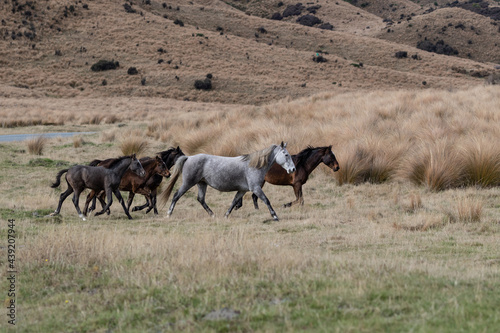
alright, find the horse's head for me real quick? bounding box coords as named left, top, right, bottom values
left=161, top=146, right=186, bottom=169
left=275, top=142, right=296, bottom=174
left=155, top=155, right=171, bottom=178
left=323, top=145, right=340, bottom=172
left=130, top=154, right=146, bottom=177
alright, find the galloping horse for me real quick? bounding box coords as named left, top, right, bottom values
left=84, top=156, right=170, bottom=216
left=236, top=145, right=339, bottom=209
left=160, top=142, right=296, bottom=221
left=130, top=146, right=185, bottom=214
left=50, top=154, right=145, bottom=220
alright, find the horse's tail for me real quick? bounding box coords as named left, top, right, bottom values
left=88, top=159, right=102, bottom=166
left=159, top=156, right=188, bottom=206
left=51, top=169, right=69, bottom=188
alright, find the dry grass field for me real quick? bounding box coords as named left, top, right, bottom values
left=2, top=0, right=500, bottom=331
left=1, top=86, right=500, bottom=331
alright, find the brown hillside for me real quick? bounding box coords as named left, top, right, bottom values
left=0, top=0, right=498, bottom=105
left=377, top=7, right=500, bottom=63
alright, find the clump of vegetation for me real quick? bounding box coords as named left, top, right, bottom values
left=91, top=60, right=119, bottom=72
left=26, top=136, right=47, bottom=155
left=296, top=14, right=322, bottom=27
left=120, top=136, right=149, bottom=156
left=417, top=40, right=459, bottom=56
left=312, top=54, right=327, bottom=63
left=194, top=77, right=212, bottom=90
left=127, top=67, right=138, bottom=75
left=454, top=196, right=483, bottom=223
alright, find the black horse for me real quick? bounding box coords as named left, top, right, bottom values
left=50, top=154, right=145, bottom=220
left=130, top=146, right=185, bottom=214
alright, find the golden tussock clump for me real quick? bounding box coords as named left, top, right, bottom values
left=26, top=136, right=47, bottom=155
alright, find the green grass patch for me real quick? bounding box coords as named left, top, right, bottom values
left=27, top=158, right=71, bottom=168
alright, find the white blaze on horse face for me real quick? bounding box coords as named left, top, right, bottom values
left=275, top=145, right=296, bottom=174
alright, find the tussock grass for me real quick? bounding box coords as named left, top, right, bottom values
left=459, top=136, right=500, bottom=187
left=73, top=135, right=83, bottom=148
left=456, top=195, right=483, bottom=223
left=120, top=135, right=149, bottom=156
left=26, top=135, right=47, bottom=155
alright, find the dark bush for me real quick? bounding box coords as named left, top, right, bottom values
left=318, top=23, right=333, bottom=30
left=313, top=55, right=327, bottom=63
left=271, top=12, right=283, bottom=20
left=91, top=60, right=119, bottom=72
left=283, top=3, right=304, bottom=17
left=174, top=19, right=184, bottom=26
left=123, top=3, right=136, bottom=13
left=296, top=14, right=322, bottom=27
left=127, top=67, right=138, bottom=75
left=194, top=78, right=212, bottom=90
left=417, top=39, right=458, bottom=56
left=395, top=51, right=408, bottom=58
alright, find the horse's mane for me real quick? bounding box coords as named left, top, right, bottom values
left=241, top=144, right=277, bottom=169
left=107, top=155, right=133, bottom=168
left=158, top=147, right=183, bottom=160
left=294, top=146, right=329, bottom=166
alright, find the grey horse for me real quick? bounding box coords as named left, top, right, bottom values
left=160, top=142, right=296, bottom=221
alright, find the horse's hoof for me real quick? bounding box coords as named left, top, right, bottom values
left=272, top=215, right=279, bottom=221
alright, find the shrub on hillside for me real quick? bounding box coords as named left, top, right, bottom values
left=417, top=40, right=458, bottom=56
left=283, top=3, right=304, bottom=17
left=194, top=78, right=212, bottom=90
left=91, top=60, right=119, bottom=72
left=296, top=14, right=322, bottom=27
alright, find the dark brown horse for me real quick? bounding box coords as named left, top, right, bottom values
left=235, top=146, right=339, bottom=209
left=84, top=155, right=170, bottom=216
left=50, top=154, right=145, bottom=220
left=130, top=146, right=186, bottom=214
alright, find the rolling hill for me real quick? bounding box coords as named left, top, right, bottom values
left=0, top=0, right=499, bottom=105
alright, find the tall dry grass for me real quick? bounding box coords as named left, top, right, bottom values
left=142, top=85, right=500, bottom=191
left=120, top=132, right=149, bottom=157
left=26, top=135, right=47, bottom=155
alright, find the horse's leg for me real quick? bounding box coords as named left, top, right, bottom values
left=284, top=183, right=303, bottom=208
left=97, top=192, right=109, bottom=215
left=52, top=185, right=73, bottom=215
left=114, top=189, right=133, bottom=219
left=132, top=199, right=149, bottom=212
left=167, top=182, right=195, bottom=217
left=126, top=192, right=135, bottom=211
left=83, top=190, right=96, bottom=216
left=225, top=191, right=246, bottom=218
left=95, top=190, right=113, bottom=217
left=71, top=189, right=86, bottom=221
left=196, top=183, right=214, bottom=217
left=151, top=189, right=159, bottom=215
left=252, top=193, right=260, bottom=210
left=252, top=187, right=279, bottom=221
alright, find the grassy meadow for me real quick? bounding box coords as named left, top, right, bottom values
left=1, top=86, right=500, bottom=332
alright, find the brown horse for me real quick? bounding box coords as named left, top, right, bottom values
left=84, top=156, right=170, bottom=216
left=50, top=154, right=145, bottom=220
left=130, top=146, right=185, bottom=214
left=235, top=146, right=339, bottom=209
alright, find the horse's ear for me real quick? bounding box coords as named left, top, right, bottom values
left=328, top=145, right=332, bottom=150
left=131, top=153, right=136, bottom=159
left=280, top=141, right=285, bottom=148
left=176, top=146, right=180, bottom=151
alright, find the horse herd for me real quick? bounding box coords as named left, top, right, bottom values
left=50, top=143, right=340, bottom=221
